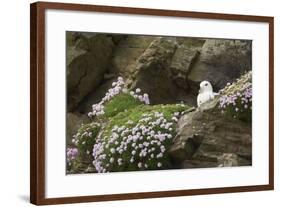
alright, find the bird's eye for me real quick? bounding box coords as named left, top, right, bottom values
left=205, top=83, right=208, bottom=86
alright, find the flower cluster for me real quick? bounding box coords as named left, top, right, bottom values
left=129, top=88, right=150, bottom=105
left=66, top=147, right=79, bottom=166
left=92, top=110, right=182, bottom=173
left=219, top=85, right=252, bottom=122
left=72, top=122, right=101, bottom=157
left=88, top=77, right=150, bottom=118
left=88, top=77, right=124, bottom=117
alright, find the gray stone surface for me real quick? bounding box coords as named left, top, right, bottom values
left=67, top=33, right=115, bottom=111
left=188, top=39, right=252, bottom=92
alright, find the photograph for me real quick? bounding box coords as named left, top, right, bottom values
left=66, top=32, right=252, bottom=174
left=0, top=0, right=277, bottom=205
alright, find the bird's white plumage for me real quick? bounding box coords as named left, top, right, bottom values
left=197, top=81, right=216, bottom=107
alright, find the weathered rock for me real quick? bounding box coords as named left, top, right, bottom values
left=129, top=37, right=180, bottom=104
left=110, top=36, right=156, bottom=78
left=176, top=38, right=206, bottom=49
left=66, top=112, right=90, bottom=145
left=75, top=36, right=157, bottom=113
left=168, top=131, right=203, bottom=167
left=69, top=36, right=252, bottom=109
left=66, top=32, right=88, bottom=67
left=188, top=39, right=252, bottom=92
left=171, top=106, right=252, bottom=168
left=67, top=33, right=115, bottom=111
left=217, top=153, right=239, bottom=167
left=170, top=45, right=199, bottom=90
left=76, top=36, right=208, bottom=112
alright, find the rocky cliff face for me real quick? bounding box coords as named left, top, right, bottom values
left=66, top=32, right=251, bottom=114
left=66, top=32, right=252, bottom=172
left=67, top=33, right=124, bottom=111
left=169, top=71, right=252, bottom=168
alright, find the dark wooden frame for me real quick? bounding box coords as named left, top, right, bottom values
left=30, top=1, right=274, bottom=205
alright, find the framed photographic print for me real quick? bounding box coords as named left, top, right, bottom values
left=30, top=1, right=274, bottom=205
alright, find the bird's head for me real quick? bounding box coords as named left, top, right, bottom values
left=199, top=80, right=213, bottom=93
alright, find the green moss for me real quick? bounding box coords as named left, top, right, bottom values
left=74, top=122, right=101, bottom=157
left=95, top=103, right=189, bottom=172
left=103, top=93, right=142, bottom=118
left=104, top=104, right=187, bottom=137
left=72, top=90, right=190, bottom=173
